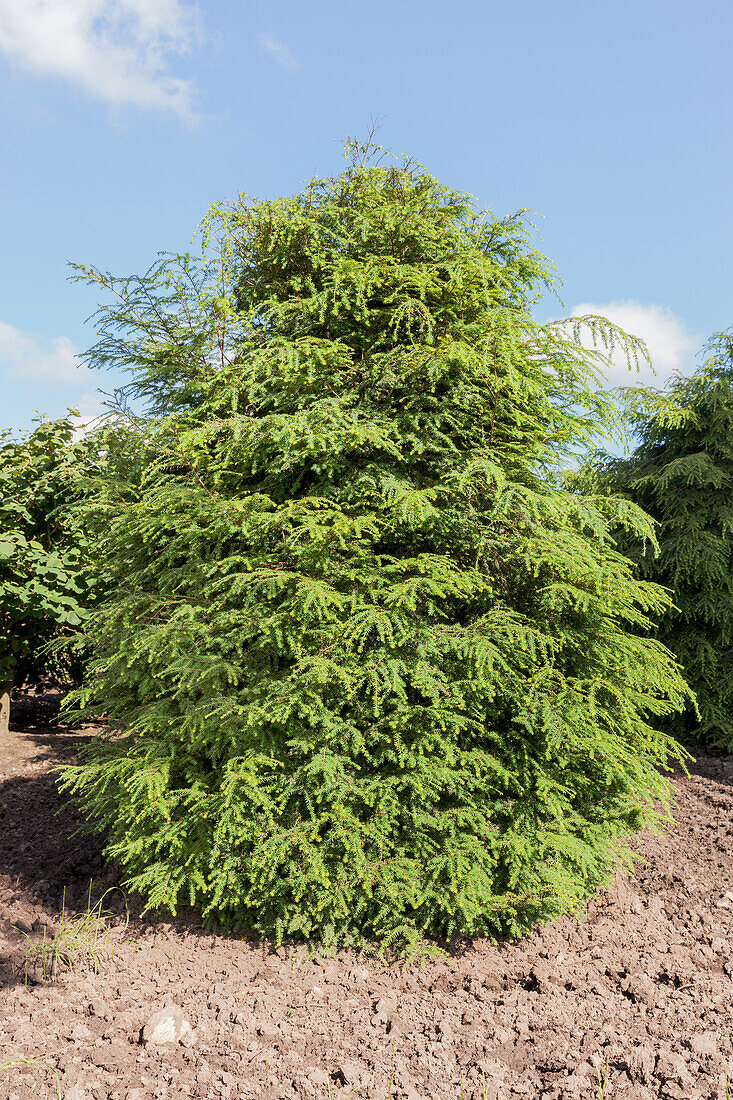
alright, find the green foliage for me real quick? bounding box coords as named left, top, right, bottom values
left=0, top=414, right=98, bottom=691
left=590, top=329, right=733, bottom=749
left=60, top=142, right=691, bottom=951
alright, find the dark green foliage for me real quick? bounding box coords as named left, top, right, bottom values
left=0, top=414, right=96, bottom=697
left=60, top=145, right=691, bottom=951
left=591, top=329, right=733, bottom=749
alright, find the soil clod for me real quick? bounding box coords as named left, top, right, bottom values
left=2, top=699, right=733, bottom=1098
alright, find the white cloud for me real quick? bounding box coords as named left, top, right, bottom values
left=0, top=322, right=106, bottom=433
left=258, top=31, right=298, bottom=73
left=0, top=0, right=199, bottom=120
left=71, top=411, right=107, bottom=440
left=0, top=321, right=90, bottom=386
left=567, top=301, right=700, bottom=390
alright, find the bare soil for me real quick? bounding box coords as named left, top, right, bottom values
left=1, top=691, right=733, bottom=1100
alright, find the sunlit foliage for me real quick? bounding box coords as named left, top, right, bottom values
left=60, top=143, right=690, bottom=950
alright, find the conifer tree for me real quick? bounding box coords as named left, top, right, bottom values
left=592, top=329, right=733, bottom=749
left=60, top=143, right=691, bottom=949
left=0, top=414, right=95, bottom=735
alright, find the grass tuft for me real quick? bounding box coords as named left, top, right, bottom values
left=596, top=1056, right=610, bottom=1099
left=0, top=1059, right=62, bottom=1099
left=15, top=882, right=128, bottom=983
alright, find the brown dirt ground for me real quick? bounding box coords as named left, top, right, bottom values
left=1, top=692, right=733, bottom=1100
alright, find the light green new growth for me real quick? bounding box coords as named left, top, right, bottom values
left=60, top=139, right=690, bottom=951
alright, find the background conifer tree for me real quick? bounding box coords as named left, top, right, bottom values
left=0, top=414, right=97, bottom=735
left=60, top=143, right=690, bottom=950
left=591, top=329, right=733, bottom=749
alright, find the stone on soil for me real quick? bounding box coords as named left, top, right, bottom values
left=337, top=1060, right=364, bottom=1085
left=141, top=1004, right=192, bottom=1045
left=5, top=707, right=733, bottom=1100
left=691, top=1032, right=719, bottom=1057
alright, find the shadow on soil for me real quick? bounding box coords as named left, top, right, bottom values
left=0, top=692, right=123, bottom=990
left=0, top=693, right=274, bottom=993
left=2, top=690, right=733, bottom=993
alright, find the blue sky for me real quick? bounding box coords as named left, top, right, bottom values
left=0, top=0, right=731, bottom=433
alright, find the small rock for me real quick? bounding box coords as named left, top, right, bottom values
left=140, top=1004, right=192, bottom=1046
left=197, top=1061, right=214, bottom=1085
left=91, top=1045, right=128, bottom=1069
left=656, top=1049, right=694, bottom=1086
left=256, top=1022, right=279, bottom=1042
left=561, top=1074, right=588, bottom=1093
left=373, top=996, right=396, bottom=1021
left=482, top=1060, right=507, bottom=1081
left=629, top=1046, right=657, bottom=1085
left=64, top=1086, right=87, bottom=1100
left=528, top=962, right=562, bottom=993
left=87, top=999, right=111, bottom=1020
left=625, top=974, right=658, bottom=1006
left=691, top=1033, right=718, bottom=1057
left=69, top=1023, right=92, bottom=1042
left=337, top=1061, right=364, bottom=1086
